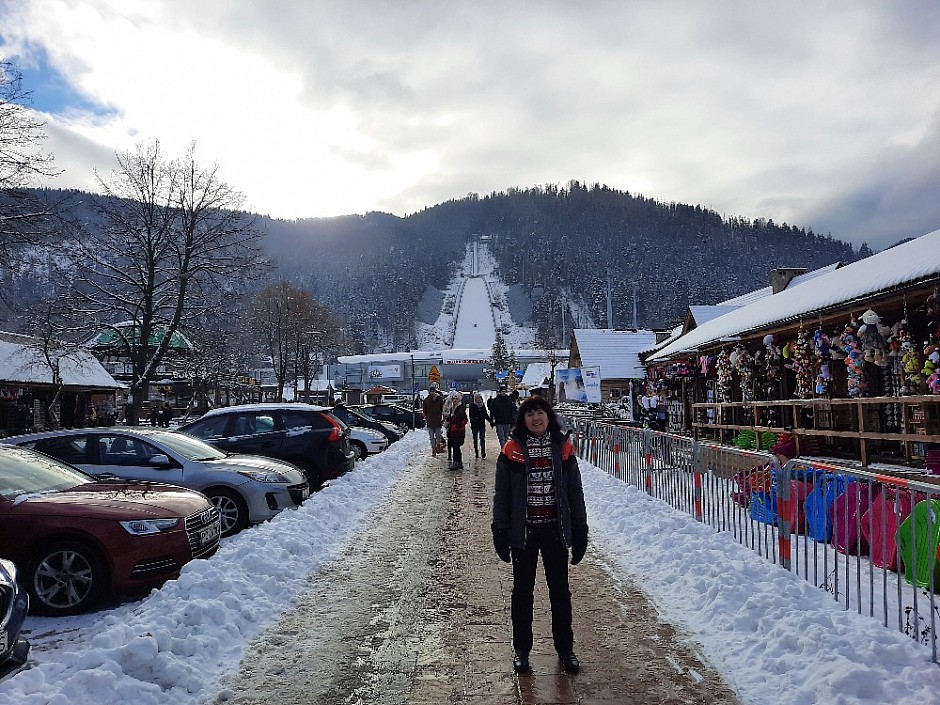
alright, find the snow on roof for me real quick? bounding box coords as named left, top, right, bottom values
left=572, top=329, right=658, bottom=379
left=717, top=262, right=842, bottom=307
left=0, top=331, right=122, bottom=389
left=689, top=305, right=741, bottom=326
left=649, top=229, right=940, bottom=361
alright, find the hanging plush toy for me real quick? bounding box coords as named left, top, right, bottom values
left=840, top=318, right=867, bottom=397
left=901, top=341, right=924, bottom=394
left=791, top=327, right=815, bottom=399
left=857, top=309, right=888, bottom=366
left=731, top=345, right=755, bottom=402
left=715, top=348, right=733, bottom=402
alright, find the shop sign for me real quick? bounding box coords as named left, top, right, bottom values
left=368, top=364, right=402, bottom=380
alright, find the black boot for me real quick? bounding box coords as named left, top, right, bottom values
left=559, top=651, right=580, bottom=673
left=513, top=651, right=530, bottom=673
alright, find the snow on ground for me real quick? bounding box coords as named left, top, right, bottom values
left=451, top=277, right=496, bottom=349
left=5, top=435, right=940, bottom=705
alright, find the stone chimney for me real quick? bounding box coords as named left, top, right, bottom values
left=770, top=267, right=807, bottom=294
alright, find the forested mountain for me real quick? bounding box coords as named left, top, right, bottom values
left=265, top=182, right=858, bottom=350
left=6, top=183, right=859, bottom=354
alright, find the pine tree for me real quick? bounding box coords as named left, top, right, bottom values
left=491, top=331, right=510, bottom=371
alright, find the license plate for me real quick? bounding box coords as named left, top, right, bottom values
left=199, top=522, right=221, bottom=545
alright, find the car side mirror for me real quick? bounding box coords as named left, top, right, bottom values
left=149, top=454, right=172, bottom=467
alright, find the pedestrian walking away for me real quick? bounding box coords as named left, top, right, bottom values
left=446, top=392, right=468, bottom=470
left=468, top=393, right=492, bottom=458
left=422, top=384, right=446, bottom=455
left=488, top=386, right=516, bottom=451
left=491, top=396, right=588, bottom=675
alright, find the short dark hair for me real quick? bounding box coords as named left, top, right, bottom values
left=514, top=396, right=561, bottom=434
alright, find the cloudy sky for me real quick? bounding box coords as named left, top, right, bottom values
left=1, top=0, right=939, bottom=250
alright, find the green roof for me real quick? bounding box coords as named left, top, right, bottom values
left=88, top=322, right=194, bottom=351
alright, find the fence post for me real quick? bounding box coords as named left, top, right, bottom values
left=775, top=458, right=792, bottom=571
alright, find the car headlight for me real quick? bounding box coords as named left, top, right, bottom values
left=237, top=469, right=290, bottom=483
left=120, top=518, right=180, bottom=535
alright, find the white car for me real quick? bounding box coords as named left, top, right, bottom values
left=8, top=427, right=309, bottom=537
left=348, top=426, right=388, bottom=460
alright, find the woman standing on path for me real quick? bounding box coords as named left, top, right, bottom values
left=491, top=396, right=588, bottom=675
left=446, top=392, right=468, bottom=470
left=468, top=393, right=493, bottom=458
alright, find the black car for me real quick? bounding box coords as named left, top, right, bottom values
left=0, top=557, right=29, bottom=679
left=330, top=404, right=404, bottom=445
left=355, top=403, right=426, bottom=430
left=177, top=403, right=356, bottom=489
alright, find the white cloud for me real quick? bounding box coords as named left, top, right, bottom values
left=2, top=0, right=940, bottom=247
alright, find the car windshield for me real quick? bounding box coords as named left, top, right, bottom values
left=144, top=431, right=228, bottom=461
left=0, top=446, right=94, bottom=500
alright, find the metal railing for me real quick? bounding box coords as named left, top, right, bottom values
left=562, top=415, right=940, bottom=663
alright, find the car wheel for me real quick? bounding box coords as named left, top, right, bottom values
left=350, top=441, right=366, bottom=461
left=206, top=487, right=250, bottom=537
left=28, top=541, right=107, bottom=616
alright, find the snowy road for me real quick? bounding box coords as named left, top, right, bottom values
left=208, top=429, right=739, bottom=705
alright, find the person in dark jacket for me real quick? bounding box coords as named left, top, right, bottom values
left=491, top=396, right=588, bottom=675
left=422, top=385, right=446, bottom=456
left=468, top=393, right=493, bottom=458
left=488, top=388, right=517, bottom=450
left=446, top=392, right=468, bottom=470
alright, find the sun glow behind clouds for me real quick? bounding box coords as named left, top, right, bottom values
left=2, top=0, right=940, bottom=245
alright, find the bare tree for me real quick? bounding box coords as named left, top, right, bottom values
left=65, top=140, right=263, bottom=423
left=246, top=281, right=343, bottom=402
left=0, top=59, right=60, bottom=305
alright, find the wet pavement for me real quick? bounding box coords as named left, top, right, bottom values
left=212, top=428, right=741, bottom=705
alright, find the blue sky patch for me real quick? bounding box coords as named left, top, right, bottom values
left=1, top=41, right=116, bottom=120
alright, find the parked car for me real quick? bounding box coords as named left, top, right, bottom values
left=7, top=428, right=308, bottom=537
left=0, top=444, right=221, bottom=615
left=348, top=426, right=388, bottom=460
left=329, top=404, right=404, bottom=445
left=0, top=558, right=29, bottom=678
left=177, top=403, right=355, bottom=489
left=356, top=403, right=426, bottom=429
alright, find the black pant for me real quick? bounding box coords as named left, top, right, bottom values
left=510, top=524, right=572, bottom=655
left=471, top=426, right=486, bottom=454
left=449, top=434, right=464, bottom=466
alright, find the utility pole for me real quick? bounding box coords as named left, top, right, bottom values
left=606, top=272, right=614, bottom=329
left=632, top=282, right=639, bottom=329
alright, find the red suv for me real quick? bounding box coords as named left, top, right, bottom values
left=0, top=445, right=220, bottom=616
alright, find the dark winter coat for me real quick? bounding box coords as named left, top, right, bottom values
left=488, top=393, right=516, bottom=425
left=468, top=401, right=492, bottom=430
left=446, top=403, right=468, bottom=443
left=492, top=427, right=587, bottom=550
left=422, top=392, right=445, bottom=428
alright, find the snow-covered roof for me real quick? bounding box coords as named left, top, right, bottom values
left=0, top=331, right=122, bottom=389
left=717, top=262, right=842, bottom=306
left=572, top=329, right=658, bottom=379
left=649, top=229, right=940, bottom=361
left=337, top=348, right=569, bottom=365
left=689, top=305, right=741, bottom=326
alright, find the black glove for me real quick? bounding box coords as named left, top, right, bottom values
left=570, top=526, right=588, bottom=565
left=492, top=524, right=511, bottom=563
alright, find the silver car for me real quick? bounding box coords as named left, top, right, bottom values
left=8, top=428, right=308, bottom=537
left=348, top=426, right=389, bottom=460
